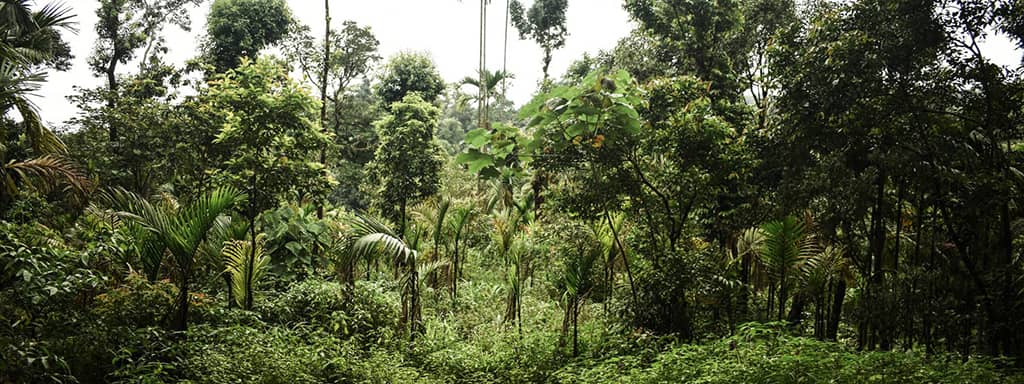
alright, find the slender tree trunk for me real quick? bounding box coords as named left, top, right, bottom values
left=827, top=279, right=845, bottom=341
left=313, top=0, right=332, bottom=269
left=542, top=49, right=552, bottom=87
left=572, top=301, right=579, bottom=357
left=399, top=198, right=407, bottom=240
left=106, top=53, right=120, bottom=141
left=605, top=210, right=637, bottom=306
left=410, top=256, right=420, bottom=342
left=173, top=270, right=190, bottom=333
left=738, top=243, right=751, bottom=322
left=244, top=163, right=259, bottom=310
left=452, top=233, right=461, bottom=303
left=502, top=0, right=510, bottom=96
left=223, top=272, right=235, bottom=308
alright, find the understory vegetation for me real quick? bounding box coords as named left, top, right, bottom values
left=3, top=0, right=1024, bottom=382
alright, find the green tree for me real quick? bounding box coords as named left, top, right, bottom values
left=624, top=0, right=746, bottom=99
left=509, top=0, right=568, bottom=84
left=89, top=0, right=199, bottom=141
left=202, top=0, right=293, bottom=72
left=105, top=186, right=244, bottom=331
left=374, top=52, right=445, bottom=108
left=364, top=93, right=444, bottom=237
left=203, top=57, right=333, bottom=296
left=0, top=1, right=85, bottom=213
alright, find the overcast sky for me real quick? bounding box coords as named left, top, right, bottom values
left=31, top=0, right=1022, bottom=127
left=33, top=0, right=634, bottom=126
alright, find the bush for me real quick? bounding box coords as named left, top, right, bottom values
left=93, top=273, right=176, bottom=328
left=182, top=324, right=432, bottom=384
left=552, top=329, right=1023, bottom=383
left=257, top=278, right=399, bottom=341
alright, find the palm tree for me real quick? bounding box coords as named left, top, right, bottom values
left=756, top=216, right=818, bottom=321
left=448, top=205, right=474, bottom=302
left=105, top=187, right=244, bottom=332
left=0, top=1, right=84, bottom=211
left=556, top=233, right=599, bottom=357
left=459, top=69, right=514, bottom=118
left=344, top=214, right=425, bottom=341
left=799, top=245, right=854, bottom=339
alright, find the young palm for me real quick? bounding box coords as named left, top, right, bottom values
left=105, top=187, right=244, bottom=332
left=223, top=233, right=269, bottom=310
left=343, top=214, right=423, bottom=341
left=447, top=205, right=474, bottom=302
left=757, top=217, right=819, bottom=321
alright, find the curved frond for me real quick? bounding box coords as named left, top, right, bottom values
left=223, top=233, right=269, bottom=308
left=3, top=155, right=88, bottom=197
left=14, top=97, right=66, bottom=154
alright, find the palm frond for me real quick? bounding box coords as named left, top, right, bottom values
left=31, top=1, right=76, bottom=33
left=14, top=97, right=66, bottom=154
left=223, top=233, right=269, bottom=308
left=3, top=155, right=87, bottom=198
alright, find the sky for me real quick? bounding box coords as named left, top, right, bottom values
left=33, top=0, right=635, bottom=126
left=31, top=0, right=1023, bottom=127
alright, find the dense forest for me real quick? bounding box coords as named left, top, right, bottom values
left=3, top=0, right=1024, bottom=382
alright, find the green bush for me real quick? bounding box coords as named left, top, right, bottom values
left=256, top=278, right=399, bottom=341
left=552, top=329, right=1023, bottom=383
left=181, top=324, right=432, bottom=384
left=92, top=273, right=176, bottom=328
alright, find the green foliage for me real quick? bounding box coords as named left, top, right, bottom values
left=223, top=233, right=269, bottom=309
left=457, top=122, right=531, bottom=180
left=103, top=186, right=244, bottom=331
left=260, top=203, right=329, bottom=281
left=365, top=93, right=445, bottom=227
left=257, top=278, right=399, bottom=341
left=553, top=332, right=1021, bottom=383
left=182, top=324, right=428, bottom=383
left=0, top=0, right=85, bottom=214
left=624, top=0, right=747, bottom=98
left=93, top=273, right=177, bottom=328
left=203, top=0, right=293, bottom=72
left=375, top=52, right=446, bottom=108
left=205, top=56, right=334, bottom=219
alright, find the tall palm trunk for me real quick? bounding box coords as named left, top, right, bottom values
left=173, top=271, right=190, bottom=332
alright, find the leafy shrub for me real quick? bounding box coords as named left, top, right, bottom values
left=182, top=324, right=432, bottom=384
left=92, top=273, right=176, bottom=328
left=257, top=278, right=399, bottom=341
left=0, top=221, right=108, bottom=383
left=552, top=330, right=1023, bottom=383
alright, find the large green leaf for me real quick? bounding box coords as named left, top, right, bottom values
left=456, top=150, right=496, bottom=175
left=464, top=128, right=491, bottom=147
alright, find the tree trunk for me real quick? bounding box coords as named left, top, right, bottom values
left=172, top=271, right=190, bottom=333
left=827, top=279, right=845, bottom=341
left=223, top=272, right=235, bottom=308
left=787, top=294, right=806, bottom=325
left=572, top=302, right=579, bottom=357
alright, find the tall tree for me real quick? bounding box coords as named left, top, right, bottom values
left=89, top=0, right=200, bottom=141
left=509, top=0, right=568, bottom=85
left=374, top=52, right=445, bottom=108
left=364, top=93, right=444, bottom=237
left=202, top=0, right=293, bottom=73
left=203, top=57, right=333, bottom=301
